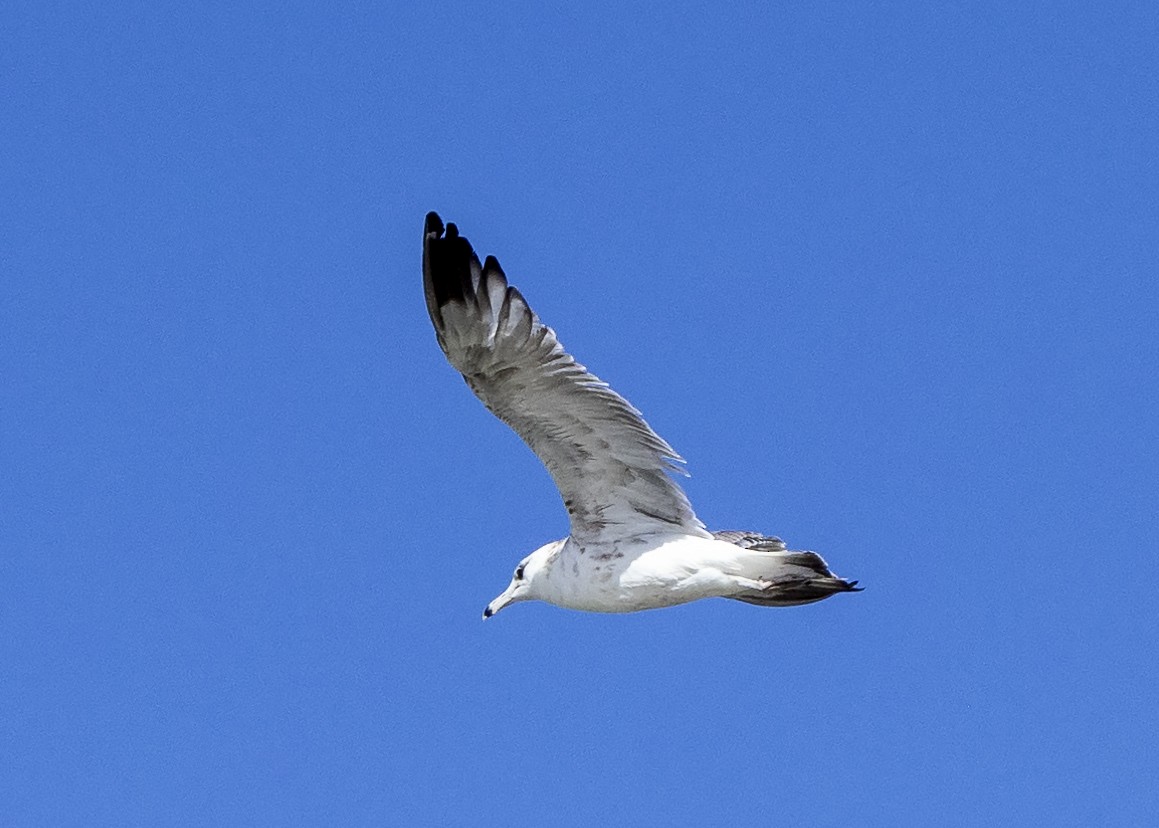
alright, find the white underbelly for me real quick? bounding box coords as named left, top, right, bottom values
left=543, top=535, right=737, bottom=613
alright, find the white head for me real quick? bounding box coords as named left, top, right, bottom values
left=482, top=539, right=564, bottom=619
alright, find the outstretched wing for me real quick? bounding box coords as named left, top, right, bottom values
left=422, top=212, right=708, bottom=543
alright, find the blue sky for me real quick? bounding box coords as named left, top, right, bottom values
left=3, top=1, right=1157, bottom=825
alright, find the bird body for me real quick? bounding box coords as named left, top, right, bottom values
left=505, top=534, right=733, bottom=615
left=422, top=212, right=860, bottom=618
left=487, top=532, right=856, bottom=616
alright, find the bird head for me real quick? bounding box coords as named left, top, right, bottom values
left=482, top=539, right=563, bottom=619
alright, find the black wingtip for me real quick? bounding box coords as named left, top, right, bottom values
left=422, top=213, right=479, bottom=308
left=482, top=254, right=505, bottom=278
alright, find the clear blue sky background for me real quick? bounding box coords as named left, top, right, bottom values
left=3, top=1, right=1157, bottom=825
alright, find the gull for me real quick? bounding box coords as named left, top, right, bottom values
left=422, top=212, right=861, bottom=618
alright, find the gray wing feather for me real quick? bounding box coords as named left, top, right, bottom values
left=711, top=531, right=788, bottom=552
left=423, top=212, right=708, bottom=542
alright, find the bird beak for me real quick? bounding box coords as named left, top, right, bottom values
left=483, top=581, right=519, bottom=620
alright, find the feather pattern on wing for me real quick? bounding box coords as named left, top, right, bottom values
left=710, top=531, right=788, bottom=552
left=422, top=212, right=709, bottom=542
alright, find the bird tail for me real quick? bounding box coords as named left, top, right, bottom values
left=728, top=549, right=862, bottom=608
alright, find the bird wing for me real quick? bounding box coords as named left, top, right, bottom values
left=422, top=212, right=709, bottom=543
left=710, top=531, right=787, bottom=552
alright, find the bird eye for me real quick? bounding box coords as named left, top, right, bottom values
left=515, top=564, right=526, bottom=580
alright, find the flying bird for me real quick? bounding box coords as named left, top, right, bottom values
left=422, top=212, right=860, bottom=618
